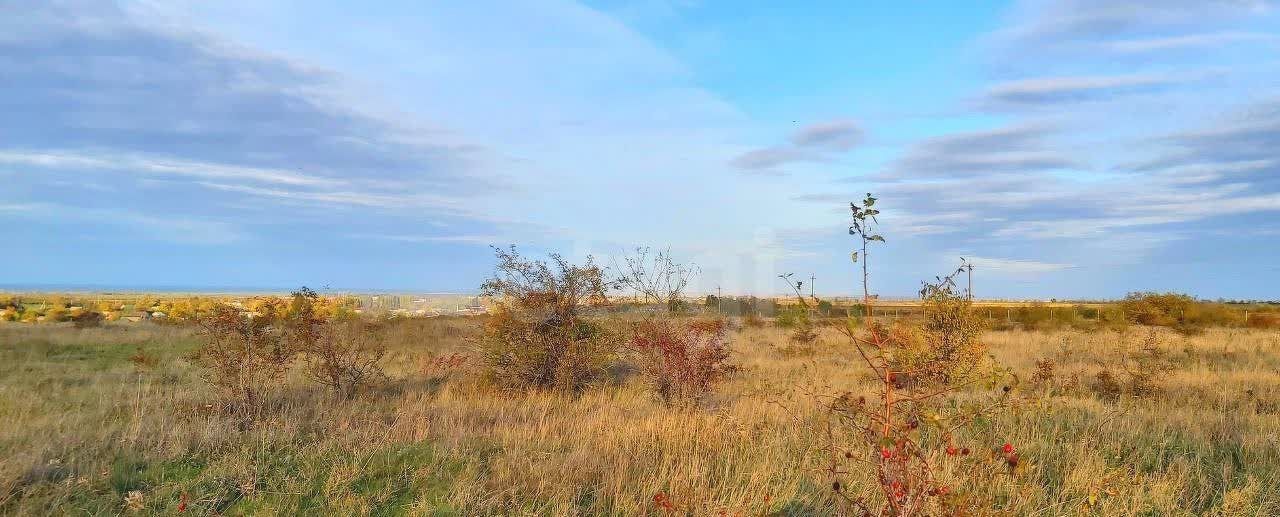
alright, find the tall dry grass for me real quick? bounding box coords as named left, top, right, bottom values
left=1, top=320, right=1277, bottom=515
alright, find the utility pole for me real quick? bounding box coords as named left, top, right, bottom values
left=809, top=273, right=815, bottom=299
left=716, top=285, right=722, bottom=315
left=964, top=261, right=975, bottom=303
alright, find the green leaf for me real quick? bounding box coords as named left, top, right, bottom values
left=850, top=251, right=859, bottom=263
left=868, top=235, right=885, bottom=242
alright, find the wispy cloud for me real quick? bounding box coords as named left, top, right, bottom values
left=790, top=119, right=863, bottom=152
left=982, top=72, right=1193, bottom=107
left=347, top=233, right=499, bottom=245
left=999, top=0, right=1272, bottom=45
left=194, top=182, right=468, bottom=212
left=1105, top=31, right=1280, bottom=52
left=0, top=149, right=341, bottom=187
left=730, top=118, right=863, bottom=173
left=729, top=147, right=818, bottom=173
left=881, top=124, right=1078, bottom=179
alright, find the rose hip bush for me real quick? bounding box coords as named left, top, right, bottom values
left=628, top=317, right=735, bottom=406
left=822, top=194, right=1018, bottom=516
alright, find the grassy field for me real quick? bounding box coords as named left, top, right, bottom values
left=1, top=319, right=1278, bottom=515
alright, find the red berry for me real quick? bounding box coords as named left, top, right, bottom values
left=945, top=446, right=957, bottom=456
left=1002, top=443, right=1014, bottom=454
left=881, top=448, right=892, bottom=459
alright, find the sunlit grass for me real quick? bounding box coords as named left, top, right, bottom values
left=1, top=321, right=1277, bottom=515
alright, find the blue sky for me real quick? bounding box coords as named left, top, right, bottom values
left=2, top=0, right=1279, bottom=299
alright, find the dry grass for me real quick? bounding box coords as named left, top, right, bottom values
left=1, top=320, right=1278, bottom=515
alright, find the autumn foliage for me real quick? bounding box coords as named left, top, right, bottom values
left=477, top=246, right=619, bottom=392
left=628, top=318, right=735, bottom=406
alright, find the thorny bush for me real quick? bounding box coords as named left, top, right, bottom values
left=302, top=317, right=389, bottom=398
left=287, top=288, right=389, bottom=398
left=192, top=304, right=296, bottom=412
left=478, top=246, right=619, bottom=392
left=1090, top=329, right=1174, bottom=401
left=628, top=317, right=735, bottom=406
left=826, top=269, right=1014, bottom=516
left=821, top=194, right=1017, bottom=517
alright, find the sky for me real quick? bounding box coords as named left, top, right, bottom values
left=2, top=0, right=1279, bottom=299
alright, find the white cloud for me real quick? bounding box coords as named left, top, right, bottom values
left=960, top=255, right=1075, bottom=274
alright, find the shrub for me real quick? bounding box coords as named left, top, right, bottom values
left=302, top=317, right=389, bottom=398
left=1098, top=305, right=1129, bottom=331
left=1247, top=312, right=1280, bottom=329
left=477, top=246, right=618, bottom=392
left=1090, top=369, right=1124, bottom=401
left=791, top=323, right=819, bottom=345
left=777, top=275, right=820, bottom=345
left=276, top=287, right=389, bottom=397
left=43, top=305, right=69, bottom=323
left=1173, top=321, right=1206, bottom=336
left=71, top=310, right=104, bottom=329
left=628, top=318, right=735, bottom=406
left=480, top=310, right=618, bottom=392
left=192, top=305, right=295, bottom=410
left=128, top=347, right=158, bottom=370
left=1089, top=330, right=1174, bottom=401
left=826, top=267, right=1013, bottom=516
left=1118, top=292, right=1246, bottom=329
left=420, top=352, right=468, bottom=381
left=821, top=196, right=1015, bottom=516
left=917, top=276, right=986, bottom=382
left=774, top=306, right=804, bottom=328
left=1030, top=358, right=1055, bottom=387
left=613, top=246, right=696, bottom=314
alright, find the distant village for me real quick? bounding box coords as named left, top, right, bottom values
left=350, top=294, right=489, bottom=317
left=0, top=292, right=489, bottom=324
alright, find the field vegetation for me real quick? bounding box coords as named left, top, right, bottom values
left=3, top=313, right=1279, bottom=515
left=2, top=196, right=1279, bottom=515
